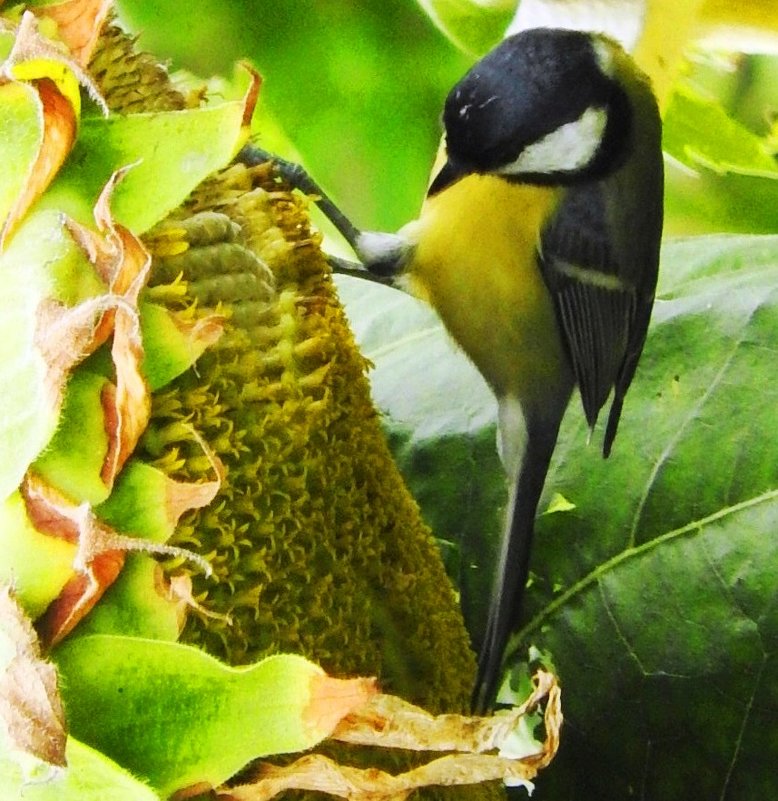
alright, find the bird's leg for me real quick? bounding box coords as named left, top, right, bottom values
left=238, top=145, right=409, bottom=283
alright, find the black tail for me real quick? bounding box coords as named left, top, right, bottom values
left=472, top=419, right=561, bottom=713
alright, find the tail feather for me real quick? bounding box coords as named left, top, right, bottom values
left=472, top=419, right=561, bottom=713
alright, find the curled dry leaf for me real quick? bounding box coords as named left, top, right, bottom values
left=238, top=61, right=262, bottom=129
left=0, top=13, right=78, bottom=248
left=224, top=671, right=561, bottom=801
left=34, top=294, right=119, bottom=426
left=0, top=585, right=66, bottom=769
left=333, top=669, right=557, bottom=757
left=65, top=166, right=154, bottom=489
left=21, top=473, right=213, bottom=646
left=230, top=753, right=535, bottom=801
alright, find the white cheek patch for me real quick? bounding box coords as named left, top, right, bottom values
left=499, top=105, right=608, bottom=177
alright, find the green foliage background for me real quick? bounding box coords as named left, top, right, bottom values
left=113, top=2, right=778, bottom=799
left=117, top=0, right=470, bottom=233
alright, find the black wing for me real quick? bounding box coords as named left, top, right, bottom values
left=538, top=160, right=662, bottom=456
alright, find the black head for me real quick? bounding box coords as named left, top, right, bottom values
left=429, top=28, right=633, bottom=194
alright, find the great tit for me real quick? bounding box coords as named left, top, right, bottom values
left=358, top=27, right=662, bottom=711
left=243, top=26, right=663, bottom=711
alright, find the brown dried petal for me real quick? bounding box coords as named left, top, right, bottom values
left=0, top=73, right=76, bottom=248
left=22, top=473, right=211, bottom=646
left=0, top=586, right=66, bottom=768
left=66, top=167, right=154, bottom=488
left=34, top=0, right=113, bottom=67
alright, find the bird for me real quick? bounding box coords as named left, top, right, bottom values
left=243, top=26, right=664, bottom=712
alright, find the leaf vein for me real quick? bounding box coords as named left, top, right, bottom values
left=597, top=580, right=646, bottom=673
left=513, top=487, right=778, bottom=648
left=627, top=320, right=749, bottom=547
left=719, top=654, right=766, bottom=801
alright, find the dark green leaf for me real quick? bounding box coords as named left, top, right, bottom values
left=518, top=234, right=778, bottom=800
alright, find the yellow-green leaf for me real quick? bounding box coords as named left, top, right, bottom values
left=0, top=82, right=42, bottom=237
left=0, top=737, right=160, bottom=801
left=664, top=84, right=778, bottom=178
left=38, top=101, right=255, bottom=234
left=415, top=0, right=515, bottom=54
left=0, top=491, right=76, bottom=619
left=54, top=635, right=376, bottom=796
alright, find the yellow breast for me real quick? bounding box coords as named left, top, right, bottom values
left=400, top=174, right=570, bottom=403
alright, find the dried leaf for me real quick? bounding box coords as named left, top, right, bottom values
left=65, top=167, right=153, bottom=489
left=333, top=670, right=558, bottom=760
left=34, top=295, right=116, bottom=425
left=103, top=296, right=149, bottom=486
left=227, top=753, right=535, bottom=801
left=305, top=674, right=381, bottom=743
left=34, top=0, right=113, bottom=67
left=21, top=473, right=211, bottom=646
left=238, top=62, right=262, bottom=129
left=225, top=672, right=561, bottom=801
left=95, top=171, right=151, bottom=486
left=0, top=585, right=66, bottom=769
left=0, top=10, right=106, bottom=247
left=0, top=54, right=76, bottom=246
left=162, top=429, right=225, bottom=525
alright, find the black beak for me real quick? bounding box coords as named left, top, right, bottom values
left=428, top=158, right=468, bottom=196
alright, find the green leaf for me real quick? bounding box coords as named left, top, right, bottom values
left=516, top=235, right=778, bottom=799
left=71, top=556, right=180, bottom=642
left=0, top=81, right=42, bottom=234
left=0, top=211, right=67, bottom=501
left=414, top=0, right=516, bottom=54
left=139, top=301, right=222, bottom=391
left=665, top=160, right=778, bottom=236
left=53, top=635, right=371, bottom=796
left=664, top=85, right=778, bottom=178
left=96, top=459, right=181, bottom=543
left=0, top=737, right=160, bottom=801
left=32, top=371, right=112, bottom=506
left=36, top=102, right=249, bottom=233
left=84, top=460, right=202, bottom=641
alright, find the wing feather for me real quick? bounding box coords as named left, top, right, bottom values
left=538, top=178, right=659, bottom=454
